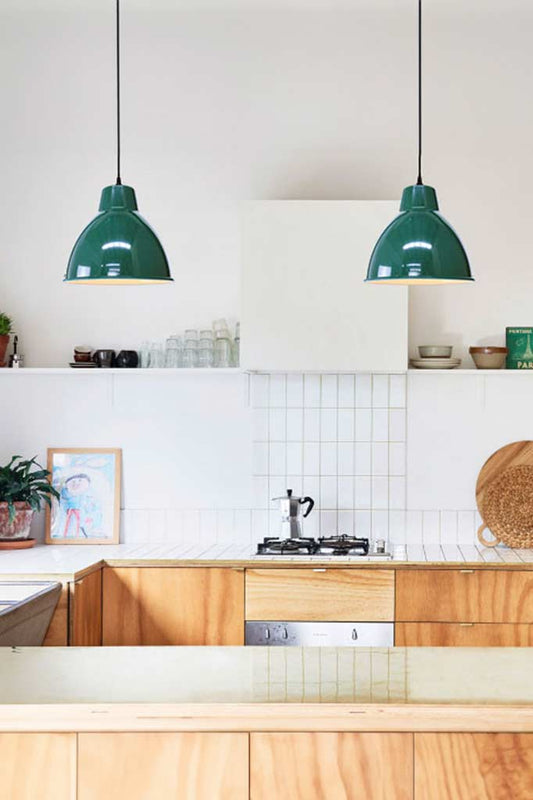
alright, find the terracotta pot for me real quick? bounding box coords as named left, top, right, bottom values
left=0, top=502, right=34, bottom=539
left=0, top=334, right=9, bottom=367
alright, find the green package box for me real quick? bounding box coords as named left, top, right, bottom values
left=506, top=327, right=533, bottom=369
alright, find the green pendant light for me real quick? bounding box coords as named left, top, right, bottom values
left=64, top=0, right=172, bottom=284
left=366, top=0, right=473, bottom=285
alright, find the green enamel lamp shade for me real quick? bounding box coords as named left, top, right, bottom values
left=366, top=184, right=473, bottom=285
left=64, top=184, right=172, bottom=284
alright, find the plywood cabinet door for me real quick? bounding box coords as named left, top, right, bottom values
left=250, top=732, right=413, bottom=800
left=396, top=569, right=533, bottom=622
left=396, top=622, right=533, bottom=647
left=241, top=201, right=408, bottom=372
left=0, top=733, right=76, bottom=800
left=246, top=568, right=394, bottom=621
left=78, top=732, right=248, bottom=800
left=102, top=567, right=245, bottom=645
left=415, top=733, right=533, bottom=799
left=70, top=569, right=102, bottom=646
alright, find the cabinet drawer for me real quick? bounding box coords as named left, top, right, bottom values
left=245, top=569, right=394, bottom=621
left=396, top=570, right=533, bottom=623
left=396, top=622, right=533, bottom=647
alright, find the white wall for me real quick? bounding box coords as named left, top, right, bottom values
left=4, top=0, right=532, bottom=365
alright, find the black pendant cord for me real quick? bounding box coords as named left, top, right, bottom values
left=416, top=0, right=423, bottom=185
left=115, top=0, right=122, bottom=185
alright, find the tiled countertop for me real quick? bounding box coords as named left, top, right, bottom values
left=0, top=542, right=532, bottom=579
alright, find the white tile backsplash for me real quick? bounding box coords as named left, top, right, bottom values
left=113, top=372, right=490, bottom=547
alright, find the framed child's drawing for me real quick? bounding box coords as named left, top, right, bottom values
left=45, top=448, right=121, bottom=544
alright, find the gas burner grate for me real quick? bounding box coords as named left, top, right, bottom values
left=256, top=537, right=318, bottom=555
left=316, top=535, right=370, bottom=555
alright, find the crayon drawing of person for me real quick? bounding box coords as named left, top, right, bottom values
left=60, top=473, right=103, bottom=538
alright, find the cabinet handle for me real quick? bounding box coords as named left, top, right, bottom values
left=459, top=570, right=474, bottom=574
left=313, top=569, right=326, bottom=573
left=459, top=623, right=474, bottom=627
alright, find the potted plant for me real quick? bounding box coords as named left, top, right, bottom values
left=0, top=312, right=13, bottom=367
left=0, top=456, right=59, bottom=540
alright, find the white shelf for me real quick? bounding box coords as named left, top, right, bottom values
left=0, top=368, right=243, bottom=375
left=408, top=369, right=529, bottom=375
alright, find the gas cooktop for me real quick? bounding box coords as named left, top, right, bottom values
left=256, top=535, right=376, bottom=557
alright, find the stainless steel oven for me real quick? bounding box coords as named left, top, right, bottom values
left=245, top=621, right=394, bottom=647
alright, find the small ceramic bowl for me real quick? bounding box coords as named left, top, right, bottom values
left=418, top=345, right=453, bottom=358
left=469, top=346, right=507, bottom=369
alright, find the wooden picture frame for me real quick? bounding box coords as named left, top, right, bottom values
left=45, top=448, right=121, bottom=545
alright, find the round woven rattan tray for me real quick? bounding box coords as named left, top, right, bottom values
left=476, top=441, right=533, bottom=548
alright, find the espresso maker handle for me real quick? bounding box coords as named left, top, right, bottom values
left=299, top=496, right=315, bottom=517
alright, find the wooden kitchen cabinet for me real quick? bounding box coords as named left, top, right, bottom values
left=241, top=201, right=408, bottom=372
left=246, top=568, right=394, bottom=621
left=415, top=733, right=533, bottom=799
left=396, top=622, right=533, bottom=647
left=102, top=567, right=245, bottom=645
left=396, top=569, right=533, bottom=623
left=0, top=733, right=76, bottom=800
left=78, top=732, right=248, bottom=800
left=250, top=732, right=413, bottom=800
left=70, top=569, right=102, bottom=646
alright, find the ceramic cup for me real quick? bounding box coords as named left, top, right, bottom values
left=115, top=350, right=139, bottom=368
left=92, top=349, right=115, bottom=368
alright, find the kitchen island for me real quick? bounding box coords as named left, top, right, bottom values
left=1, top=646, right=533, bottom=799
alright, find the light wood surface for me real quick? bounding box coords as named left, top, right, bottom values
left=78, top=732, right=248, bottom=800
left=3, top=703, right=533, bottom=733
left=396, top=569, right=533, bottom=622
left=246, top=568, right=394, bottom=621
left=102, top=567, right=245, bottom=645
left=0, top=733, right=76, bottom=800
left=415, top=733, right=533, bottom=799
left=396, top=622, right=533, bottom=646
left=43, top=582, right=68, bottom=646
left=250, top=732, right=413, bottom=799
left=70, top=569, right=102, bottom=646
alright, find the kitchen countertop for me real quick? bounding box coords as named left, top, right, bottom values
left=1, top=646, right=533, bottom=732
left=0, top=542, right=532, bottom=579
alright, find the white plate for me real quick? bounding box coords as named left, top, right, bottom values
left=410, top=358, right=462, bottom=370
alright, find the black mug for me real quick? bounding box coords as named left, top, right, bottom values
left=115, top=350, right=139, bottom=369
left=93, top=349, right=115, bottom=368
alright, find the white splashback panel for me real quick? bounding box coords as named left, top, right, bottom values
left=0, top=372, right=253, bottom=512
left=407, top=372, right=533, bottom=511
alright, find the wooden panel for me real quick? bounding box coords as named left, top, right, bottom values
left=78, top=732, right=248, bottom=800
left=102, top=567, right=245, bottom=645
left=415, top=733, right=533, bottom=799
left=396, top=569, right=533, bottom=622
left=0, top=733, right=75, bottom=800
left=43, top=583, right=68, bottom=646
left=250, top=732, right=413, bottom=799
left=70, top=569, right=102, bottom=646
left=246, top=568, right=394, bottom=621
left=396, top=622, right=533, bottom=647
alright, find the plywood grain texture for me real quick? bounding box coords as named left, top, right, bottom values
left=246, top=568, right=394, bottom=621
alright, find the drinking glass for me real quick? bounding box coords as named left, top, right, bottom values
left=165, top=337, right=181, bottom=368
left=149, top=342, right=164, bottom=368
left=214, top=329, right=231, bottom=367
left=139, top=341, right=151, bottom=368
left=232, top=321, right=240, bottom=367
left=182, top=340, right=198, bottom=368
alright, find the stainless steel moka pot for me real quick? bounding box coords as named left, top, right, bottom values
left=272, top=489, right=315, bottom=539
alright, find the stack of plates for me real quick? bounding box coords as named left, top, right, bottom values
left=410, top=346, right=461, bottom=370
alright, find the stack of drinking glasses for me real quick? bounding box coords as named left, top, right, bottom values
left=139, top=320, right=240, bottom=368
